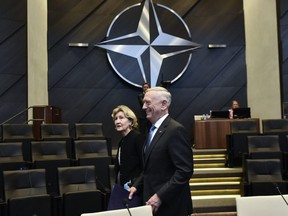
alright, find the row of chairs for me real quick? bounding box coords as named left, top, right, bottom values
left=0, top=123, right=106, bottom=141
left=240, top=136, right=288, bottom=195
left=0, top=139, right=112, bottom=196
left=226, top=119, right=288, bottom=196
left=228, top=134, right=288, bottom=175
left=241, top=158, right=288, bottom=196
left=0, top=123, right=112, bottom=160
left=0, top=165, right=107, bottom=216
left=226, top=119, right=288, bottom=167
left=0, top=123, right=117, bottom=216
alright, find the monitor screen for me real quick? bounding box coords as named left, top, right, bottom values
left=233, top=107, right=251, bottom=119
left=210, top=110, right=230, bottom=119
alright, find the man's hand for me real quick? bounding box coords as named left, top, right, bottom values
left=146, top=194, right=162, bottom=213
left=128, top=186, right=137, bottom=200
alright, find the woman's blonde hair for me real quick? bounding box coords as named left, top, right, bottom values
left=111, top=105, right=138, bottom=129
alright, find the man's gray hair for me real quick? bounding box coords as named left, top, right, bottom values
left=146, top=87, right=172, bottom=105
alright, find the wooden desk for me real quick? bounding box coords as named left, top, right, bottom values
left=236, top=195, right=288, bottom=216
left=194, top=118, right=260, bottom=149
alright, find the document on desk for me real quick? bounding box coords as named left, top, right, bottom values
left=107, top=184, right=142, bottom=210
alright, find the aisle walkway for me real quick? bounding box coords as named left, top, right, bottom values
left=191, top=149, right=241, bottom=215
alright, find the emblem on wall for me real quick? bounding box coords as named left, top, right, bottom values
left=96, top=0, right=201, bottom=88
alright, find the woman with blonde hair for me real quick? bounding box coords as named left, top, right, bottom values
left=111, top=105, right=144, bottom=189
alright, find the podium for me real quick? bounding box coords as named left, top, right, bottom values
left=32, top=106, right=62, bottom=139
left=194, top=119, right=230, bottom=148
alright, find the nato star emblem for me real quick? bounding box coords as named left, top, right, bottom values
left=95, top=0, right=201, bottom=87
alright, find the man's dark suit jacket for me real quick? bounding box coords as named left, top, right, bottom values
left=135, top=116, right=194, bottom=216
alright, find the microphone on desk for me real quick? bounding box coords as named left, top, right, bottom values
left=123, top=198, right=132, bottom=216
left=273, top=182, right=288, bottom=206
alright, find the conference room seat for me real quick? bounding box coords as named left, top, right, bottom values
left=75, top=123, right=105, bottom=140
left=262, top=119, right=288, bottom=133
left=41, top=123, right=74, bottom=159
left=2, top=124, right=35, bottom=140
left=74, top=140, right=112, bottom=193
left=231, top=120, right=260, bottom=134
left=262, top=119, right=288, bottom=152
left=57, top=166, right=104, bottom=216
left=261, top=119, right=288, bottom=174
left=74, top=139, right=109, bottom=157
left=246, top=135, right=282, bottom=160
left=285, top=135, right=288, bottom=176
left=0, top=125, right=2, bottom=141
left=74, top=139, right=112, bottom=209
left=1, top=169, right=53, bottom=216
left=245, top=135, right=286, bottom=172
left=74, top=123, right=112, bottom=156
left=2, top=124, right=35, bottom=162
left=226, top=120, right=260, bottom=167
left=41, top=123, right=70, bottom=140
left=0, top=142, right=29, bottom=214
left=0, top=142, right=28, bottom=171
left=241, top=159, right=288, bottom=196
left=31, top=140, right=72, bottom=196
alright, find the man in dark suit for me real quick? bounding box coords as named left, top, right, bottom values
left=138, top=82, right=151, bottom=134
left=129, top=87, right=194, bottom=216
left=137, top=82, right=150, bottom=108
